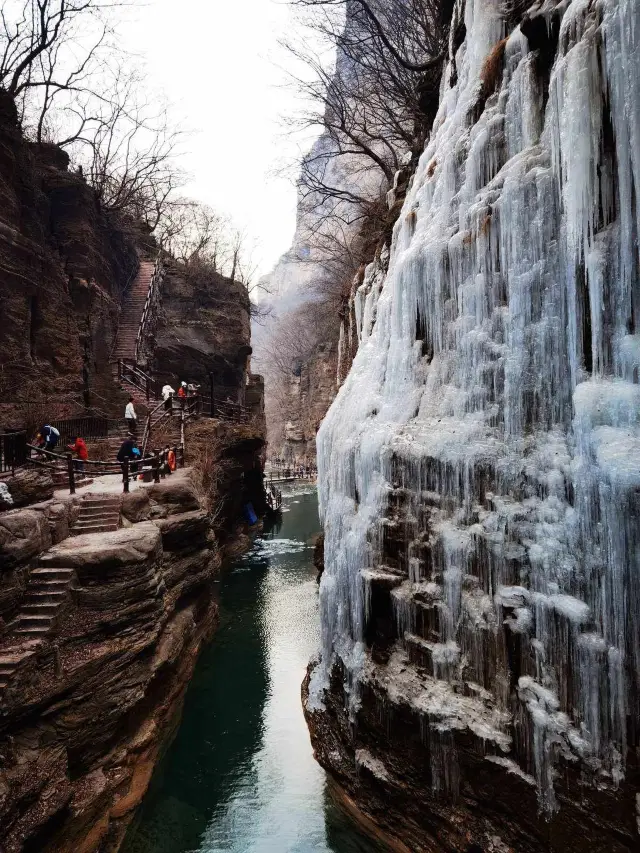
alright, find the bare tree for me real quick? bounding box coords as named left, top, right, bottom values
left=0, top=0, right=118, bottom=127
left=283, top=0, right=452, bottom=241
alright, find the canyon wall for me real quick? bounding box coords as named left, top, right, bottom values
left=152, top=261, right=252, bottom=404
left=0, top=90, right=138, bottom=427
left=0, top=474, right=220, bottom=852
left=306, top=0, right=640, bottom=850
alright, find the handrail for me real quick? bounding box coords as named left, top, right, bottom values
left=25, top=442, right=185, bottom=494
left=116, top=359, right=161, bottom=402
left=135, top=253, right=164, bottom=364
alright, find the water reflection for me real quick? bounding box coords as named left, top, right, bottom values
left=122, top=490, right=382, bottom=853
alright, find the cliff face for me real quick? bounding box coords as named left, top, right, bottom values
left=0, top=474, right=219, bottom=852
left=0, top=92, right=138, bottom=426
left=307, top=0, right=640, bottom=850
left=153, top=261, right=252, bottom=403
left=282, top=342, right=339, bottom=462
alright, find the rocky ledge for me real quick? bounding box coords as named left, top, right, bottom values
left=0, top=471, right=226, bottom=852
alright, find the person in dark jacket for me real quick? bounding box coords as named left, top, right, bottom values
left=116, top=438, right=136, bottom=463
left=39, top=425, right=60, bottom=452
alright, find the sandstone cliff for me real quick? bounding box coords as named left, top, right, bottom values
left=0, top=91, right=138, bottom=427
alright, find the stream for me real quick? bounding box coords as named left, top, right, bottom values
left=122, top=487, right=383, bottom=853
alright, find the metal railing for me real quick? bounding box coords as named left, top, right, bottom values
left=48, top=416, right=110, bottom=444
left=116, top=359, right=161, bottom=402
left=135, top=254, right=164, bottom=364
left=0, top=431, right=28, bottom=474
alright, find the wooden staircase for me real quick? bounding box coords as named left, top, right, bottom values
left=113, top=260, right=156, bottom=361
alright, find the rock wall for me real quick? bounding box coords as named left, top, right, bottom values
left=0, top=473, right=224, bottom=852
left=0, top=91, right=138, bottom=427
left=307, top=0, right=640, bottom=850
left=281, top=341, right=339, bottom=462
left=152, top=261, right=252, bottom=403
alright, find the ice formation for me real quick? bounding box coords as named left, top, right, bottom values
left=316, top=0, right=640, bottom=813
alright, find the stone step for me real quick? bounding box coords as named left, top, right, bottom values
left=31, top=567, right=74, bottom=579
left=77, top=508, right=121, bottom=520
left=72, top=518, right=119, bottom=528
left=14, top=615, right=53, bottom=630
left=29, top=580, right=70, bottom=593
left=69, top=524, right=118, bottom=536
left=72, top=520, right=119, bottom=531
left=0, top=652, right=32, bottom=665
left=22, top=602, right=62, bottom=615
left=15, top=626, right=50, bottom=637
left=24, top=590, right=67, bottom=603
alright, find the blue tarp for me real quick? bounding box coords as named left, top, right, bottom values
left=244, top=502, right=258, bottom=525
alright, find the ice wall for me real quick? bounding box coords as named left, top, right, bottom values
left=316, top=0, right=640, bottom=813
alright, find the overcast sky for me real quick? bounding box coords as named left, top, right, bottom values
left=121, top=0, right=321, bottom=277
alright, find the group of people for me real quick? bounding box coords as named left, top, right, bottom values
left=116, top=438, right=177, bottom=477
left=161, top=381, right=201, bottom=411
left=269, top=457, right=317, bottom=480
left=34, top=426, right=89, bottom=473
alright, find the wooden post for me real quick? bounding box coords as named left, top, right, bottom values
left=146, top=375, right=150, bottom=401
left=67, top=453, right=76, bottom=495
left=53, top=644, right=62, bottom=678
left=173, top=445, right=180, bottom=469
left=123, top=457, right=130, bottom=493
left=153, top=451, right=160, bottom=483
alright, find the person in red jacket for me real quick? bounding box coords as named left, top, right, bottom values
left=68, top=436, right=88, bottom=473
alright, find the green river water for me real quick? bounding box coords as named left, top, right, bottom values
left=121, top=488, right=383, bottom=853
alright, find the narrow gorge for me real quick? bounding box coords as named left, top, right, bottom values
left=1, top=0, right=639, bottom=850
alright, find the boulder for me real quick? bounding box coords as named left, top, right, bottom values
left=148, top=478, right=200, bottom=517
left=121, top=490, right=151, bottom=523
left=41, top=523, right=162, bottom=580
left=46, top=502, right=70, bottom=544
left=4, top=468, right=54, bottom=508
left=153, top=510, right=210, bottom=553
left=0, top=508, right=51, bottom=570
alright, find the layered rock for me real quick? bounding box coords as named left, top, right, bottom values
left=0, top=472, right=223, bottom=852
left=307, top=0, right=640, bottom=850
left=0, top=91, right=137, bottom=426
left=152, top=261, right=252, bottom=402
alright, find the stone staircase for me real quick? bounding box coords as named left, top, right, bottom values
left=0, top=565, right=76, bottom=698
left=70, top=495, right=121, bottom=536
left=51, top=468, right=94, bottom=490
left=113, top=260, right=155, bottom=361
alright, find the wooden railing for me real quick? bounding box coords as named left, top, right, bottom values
left=135, top=254, right=164, bottom=364
left=25, top=443, right=185, bottom=494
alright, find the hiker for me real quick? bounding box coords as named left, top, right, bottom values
left=37, top=424, right=60, bottom=453
left=166, top=446, right=177, bottom=473
left=162, top=384, right=175, bottom=411
left=117, top=437, right=136, bottom=463
left=125, top=397, right=137, bottom=435
left=117, top=437, right=140, bottom=477
left=67, top=436, right=88, bottom=473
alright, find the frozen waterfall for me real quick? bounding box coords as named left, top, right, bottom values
left=315, top=0, right=640, bottom=813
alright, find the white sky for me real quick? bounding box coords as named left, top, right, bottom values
left=120, top=0, right=321, bottom=277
